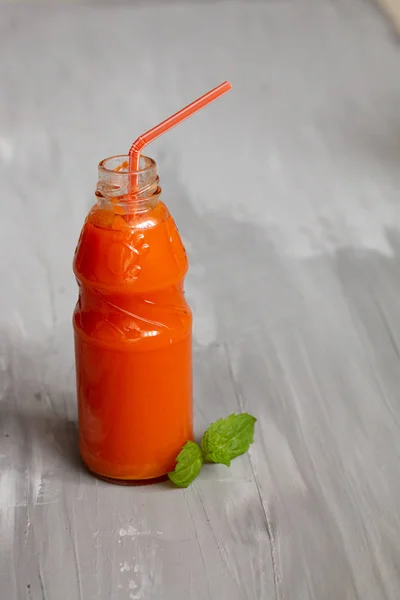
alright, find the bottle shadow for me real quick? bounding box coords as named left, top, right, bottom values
left=0, top=397, right=84, bottom=486
left=0, top=333, right=84, bottom=486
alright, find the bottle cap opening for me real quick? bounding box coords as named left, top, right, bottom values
left=100, top=155, right=155, bottom=175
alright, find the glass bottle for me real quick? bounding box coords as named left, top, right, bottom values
left=73, top=155, right=192, bottom=483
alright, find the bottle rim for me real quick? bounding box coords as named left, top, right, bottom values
left=98, top=154, right=156, bottom=176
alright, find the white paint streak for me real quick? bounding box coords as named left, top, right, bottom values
left=0, top=468, right=17, bottom=543
left=119, top=526, right=159, bottom=539
left=119, top=526, right=138, bottom=537
left=30, top=452, right=44, bottom=506
left=0, top=137, right=14, bottom=163
left=0, top=468, right=18, bottom=510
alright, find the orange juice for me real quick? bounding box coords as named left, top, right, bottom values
left=73, top=156, right=192, bottom=482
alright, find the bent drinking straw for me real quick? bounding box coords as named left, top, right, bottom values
left=128, top=81, right=232, bottom=192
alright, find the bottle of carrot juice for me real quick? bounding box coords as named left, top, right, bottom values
left=73, top=155, right=192, bottom=483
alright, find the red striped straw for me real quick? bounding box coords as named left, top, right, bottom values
left=128, top=81, right=232, bottom=192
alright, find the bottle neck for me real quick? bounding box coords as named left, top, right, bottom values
left=96, top=155, right=161, bottom=214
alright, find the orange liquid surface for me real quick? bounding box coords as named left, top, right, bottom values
left=73, top=202, right=192, bottom=481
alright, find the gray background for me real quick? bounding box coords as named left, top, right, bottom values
left=1, top=1, right=400, bottom=598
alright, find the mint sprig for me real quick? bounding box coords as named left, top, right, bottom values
left=201, top=413, right=256, bottom=466
left=168, top=441, right=204, bottom=488
left=168, top=413, right=256, bottom=488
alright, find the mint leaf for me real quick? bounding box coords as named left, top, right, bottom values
left=168, top=441, right=204, bottom=488
left=201, top=413, right=256, bottom=466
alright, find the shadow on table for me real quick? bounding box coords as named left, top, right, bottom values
left=0, top=327, right=83, bottom=483
left=0, top=396, right=83, bottom=483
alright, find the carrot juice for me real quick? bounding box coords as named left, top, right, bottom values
left=73, top=155, right=192, bottom=482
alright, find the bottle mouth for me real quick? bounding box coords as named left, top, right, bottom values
left=97, top=154, right=160, bottom=205
left=98, top=154, right=156, bottom=175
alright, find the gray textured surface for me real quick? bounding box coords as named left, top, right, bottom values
left=1, top=1, right=400, bottom=598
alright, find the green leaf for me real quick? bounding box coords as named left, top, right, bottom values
left=201, top=413, right=256, bottom=466
left=168, top=441, right=204, bottom=488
